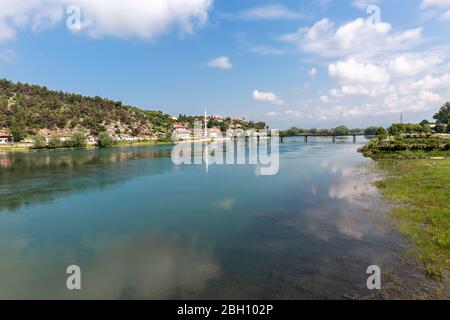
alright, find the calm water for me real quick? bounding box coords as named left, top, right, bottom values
left=0, top=137, right=413, bottom=299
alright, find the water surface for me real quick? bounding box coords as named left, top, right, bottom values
left=0, top=137, right=415, bottom=299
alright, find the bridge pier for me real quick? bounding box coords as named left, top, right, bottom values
left=332, top=135, right=336, bottom=143
left=353, top=135, right=356, bottom=143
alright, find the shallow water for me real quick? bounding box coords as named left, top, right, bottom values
left=0, top=137, right=416, bottom=299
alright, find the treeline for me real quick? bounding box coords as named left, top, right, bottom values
left=281, top=125, right=372, bottom=137
left=32, top=132, right=113, bottom=149
left=282, top=102, right=450, bottom=138
left=360, top=103, right=450, bottom=158
left=0, top=79, right=173, bottom=142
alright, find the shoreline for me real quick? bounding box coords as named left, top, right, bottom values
left=0, top=140, right=175, bottom=152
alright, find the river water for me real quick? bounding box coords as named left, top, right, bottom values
left=0, top=137, right=429, bottom=299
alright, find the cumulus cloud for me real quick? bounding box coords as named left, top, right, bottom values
left=205, top=56, right=232, bottom=69
left=0, top=0, right=213, bottom=42
left=280, top=18, right=422, bottom=59
left=252, top=90, right=284, bottom=105
left=387, top=53, right=443, bottom=77
left=329, top=58, right=390, bottom=84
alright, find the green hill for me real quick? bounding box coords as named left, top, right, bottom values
left=0, top=79, right=173, bottom=141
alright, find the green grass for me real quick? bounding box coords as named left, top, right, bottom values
left=375, top=159, right=450, bottom=279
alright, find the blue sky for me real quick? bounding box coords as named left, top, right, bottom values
left=0, top=0, right=450, bottom=129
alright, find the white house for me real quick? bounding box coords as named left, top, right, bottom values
left=0, top=133, right=13, bottom=144
left=173, top=129, right=191, bottom=141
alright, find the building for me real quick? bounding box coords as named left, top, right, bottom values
left=173, top=123, right=188, bottom=130
left=208, top=127, right=222, bottom=139
left=173, top=129, right=191, bottom=141
left=0, top=133, right=13, bottom=144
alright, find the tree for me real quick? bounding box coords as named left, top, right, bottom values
left=376, top=127, right=387, bottom=140
left=65, top=132, right=87, bottom=148
left=48, top=136, right=62, bottom=149
left=387, top=124, right=402, bottom=136
left=10, top=124, right=27, bottom=142
left=333, top=125, right=350, bottom=136
left=434, top=123, right=446, bottom=133
left=32, top=135, right=47, bottom=149
left=364, top=126, right=377, bottom=136
left=420, top=119, right=430, bottom=127
left=97, top=132, right=113, bottom=148
left=433, top=102, right=449, bottom=124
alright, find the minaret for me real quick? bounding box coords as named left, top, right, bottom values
left=400, top=112, right=403, bottom=125
left=204, top=108, right=208, bottom=137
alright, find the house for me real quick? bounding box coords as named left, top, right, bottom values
left=112, top=135, right=140, bottom=142
left=169, top=116, right=179, bottom=121
left=173, top=123, right=188, bottom=130
left=0, top=133, right=13, bottom=144
left=173, top=129, right=191, bottom=141
left=208, top=127, right=222, bottom=139
left=230, top=122, right=243, bottom=129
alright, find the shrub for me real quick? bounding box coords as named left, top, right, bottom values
left=65, top=132, right=86, bottom=148
left=32, top=135, right=47, bottom=149
left=97, top=132, right=113, bottom=148
left=48, top=136, right=62, bottom=149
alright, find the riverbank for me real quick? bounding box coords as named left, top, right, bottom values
left=0, top=140, right=174, bottom=152
left=362, top=138, right=450, bottom=281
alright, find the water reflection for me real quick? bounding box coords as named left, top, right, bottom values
left=0, top=146, right=173, bottom=211
left=0, top=232, right=219, bottom=299
left=0, top=137, right=428, bottom=299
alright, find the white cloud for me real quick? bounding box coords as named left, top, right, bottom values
left=266, top=111, right=282, bottom=116
left=387, top=53, right=443, bottom=77
left=329, top=58, right=390, bottom=84
left=205, top=56, right=232, bottom=69
left=221, top=4, right=303, bottom=20
left=320, top=96, right=330, bottom=103
left=0, top=0, right=63, bottom=42
left=421, top=0, right=450, bottom=8
left=441, top=9, right=450, bottom=19
left=280, top=18, right=422, bottom=59
left=309, top=67, right=317, bottom=77
left=248, top=46, right=286, bottom=56
left=252, top=90, right=284, bottom=105
left=0, top=0, right=213, bottom=42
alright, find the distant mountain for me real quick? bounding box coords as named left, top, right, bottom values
left=0, top=79, right=173, bottom=141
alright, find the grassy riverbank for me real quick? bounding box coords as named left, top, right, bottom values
left=362, top=137, right=450, bottom=279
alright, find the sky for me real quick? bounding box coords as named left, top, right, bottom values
left=0, top=0, right=450, bottom=129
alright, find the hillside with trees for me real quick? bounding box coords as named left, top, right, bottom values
left=0, top=79, right=174, bottom=142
